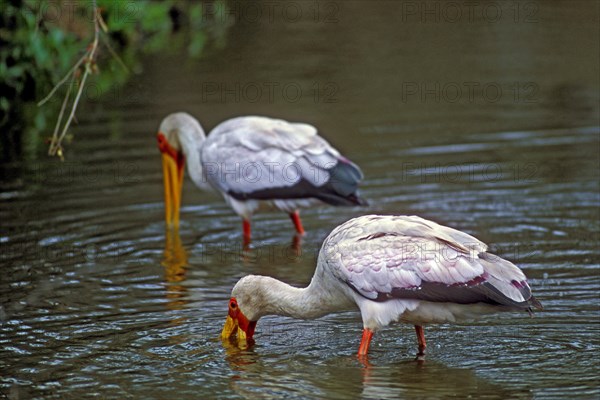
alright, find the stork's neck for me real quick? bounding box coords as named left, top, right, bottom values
left=177, top=125, right=212, bottom=191
left=252, top=275, right=354, bottom=320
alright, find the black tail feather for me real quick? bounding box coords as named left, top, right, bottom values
left=227, top=157, right=368, bottom=206
left=528, top=295, right=543, bottom=310
left=320, top=159, right=367, bottom=206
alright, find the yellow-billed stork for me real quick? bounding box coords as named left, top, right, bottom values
left=157, top=113, right=366, bottom=240
left=221, top=215, right=542, bottom=359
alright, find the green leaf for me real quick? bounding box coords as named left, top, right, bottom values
left=34, top=110, right=46, bottom=130
left=140, top=3, right=170, bottom=32
left=0, top=97, right=9, bottom=112
left=7, top=65, right=25, bottom=78
left=188, top=31, right=206, bottom=58
left=190, top=4, right=203, bottom=26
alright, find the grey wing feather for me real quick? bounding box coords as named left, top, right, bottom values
left=201, top=116, right=365, bottom=205
left=322, top=215, right=540, bottom=309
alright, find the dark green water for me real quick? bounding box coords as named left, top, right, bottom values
left=1, top=1, right=599, bottom=398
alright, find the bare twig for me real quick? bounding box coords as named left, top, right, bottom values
left=44, top=2, right=100, bottom=157
left=97, top=8, right=109, bottom=33
left=48, top=74, right=75, bottom=157
left=41, top=0, right=128, bottom=158
left=100, top=33, right=130, bottom=73
left=49, top=58, right=92, bottom=156
left=37, top=53, right=86, bottom=107
left=47, top=24, right=98, bottom=156
left=96, top=9, right=130, bottom=73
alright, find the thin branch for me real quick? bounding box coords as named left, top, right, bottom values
left=52, top=63, right=91, bottom=156
left=37, top=53, right=86, bottom=106
left=48, top=74, right=75, bottom=155
left=100, top=33, right=130, bottom=73
left=97, top=7, right=109, bottom=33
left=41, top=0, right=130, bottom=158
left=46, top=3, right=100, bottom=157
left=97, top=3, right=129, bottom=72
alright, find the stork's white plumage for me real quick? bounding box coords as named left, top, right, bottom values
left=222, top=215, right=542, bottom=359
left=157, top=113, right=366, bottom=240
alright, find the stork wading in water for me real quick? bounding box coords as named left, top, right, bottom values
left=157, top=113, right=366, bottom=241
left=222, top=215, right=543, bottom=360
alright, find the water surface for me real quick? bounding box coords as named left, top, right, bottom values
left=1, top=1, right=599, bottom=399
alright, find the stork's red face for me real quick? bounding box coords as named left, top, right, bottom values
left=221, top=297, right=257, bottom=347
left=157, top=132, right=185, bottom=228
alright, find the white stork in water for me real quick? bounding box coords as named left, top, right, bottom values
left=222, top=215, right=543, bottom=359
left=157, top=113, right=366, bottom=240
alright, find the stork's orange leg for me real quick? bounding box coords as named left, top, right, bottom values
left=358, top=328, right=374, bottom=357
left=243, top=219, right=251, bottom=241
left=414, top=325, right=426, bottom=361
left=289, top=211, right=305, bottom=235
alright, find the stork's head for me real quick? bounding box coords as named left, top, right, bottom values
left=157, top=112, right=205, bottom=228
left=221, top=276, right=265, bottom=347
